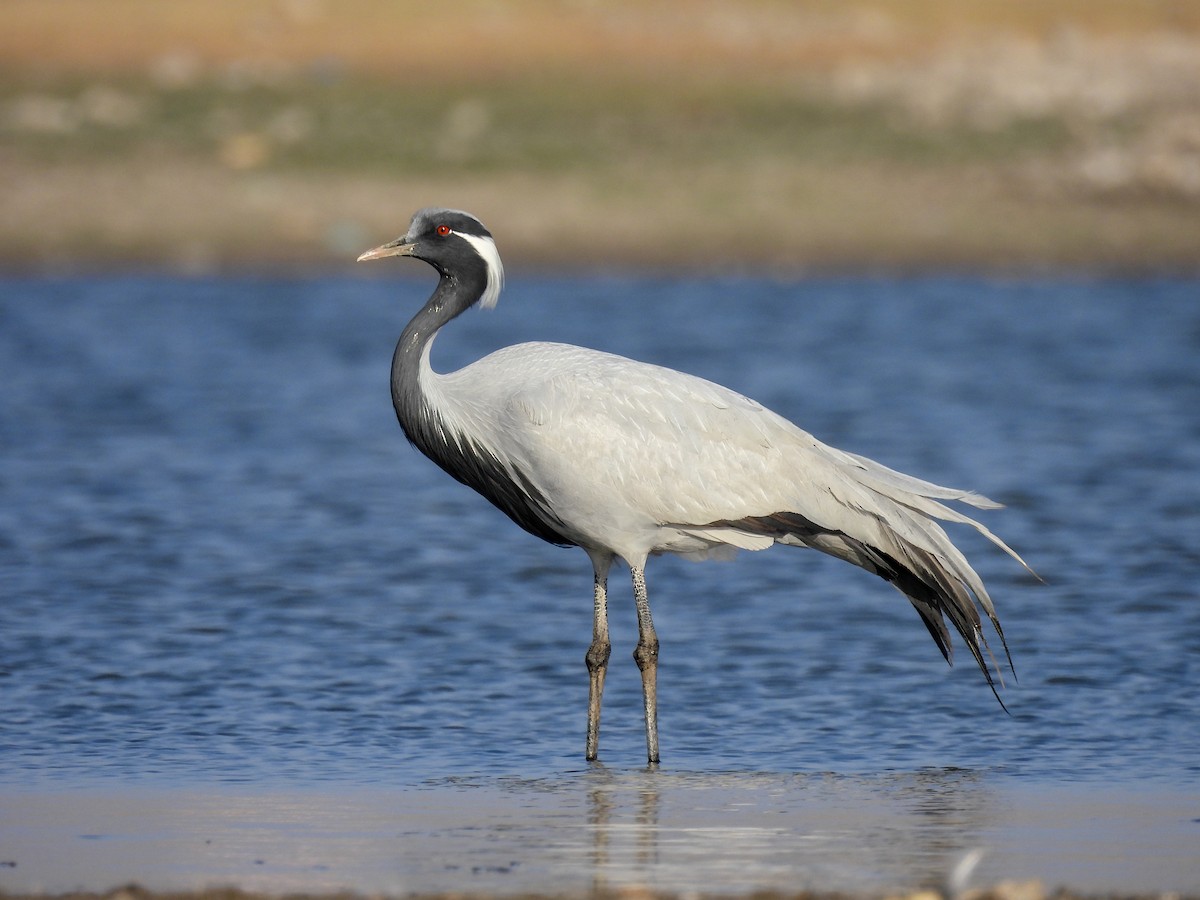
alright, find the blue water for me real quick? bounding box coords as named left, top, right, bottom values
left=2, top=274, right=1198, bottom=787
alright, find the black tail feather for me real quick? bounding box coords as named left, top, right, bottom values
left=873, top=545, right=1011, bottom=711
left=710, top=511, right=1013, bottom=708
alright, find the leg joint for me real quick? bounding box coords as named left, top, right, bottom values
left=585, top=639, right=611, bottom=672
left=632, top=639, right=659, bottom=670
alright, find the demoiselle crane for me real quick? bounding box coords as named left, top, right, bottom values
left=358, top=207, right=1030, bottom=764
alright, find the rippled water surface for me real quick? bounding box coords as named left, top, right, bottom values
left=1, top=275, right=1198, bottom=892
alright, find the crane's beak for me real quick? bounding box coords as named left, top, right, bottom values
left=357, top=238, right=416, bottom=262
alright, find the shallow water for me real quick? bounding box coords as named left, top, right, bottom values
left=1, top=275, right=1198, bottom=892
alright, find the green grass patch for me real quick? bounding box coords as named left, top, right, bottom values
left=0, top=71, right=1075, bottom=175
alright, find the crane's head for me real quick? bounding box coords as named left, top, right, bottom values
left=357, top=207, right=504, bottom=309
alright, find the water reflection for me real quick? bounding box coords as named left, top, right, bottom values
left=586, top=766, right=661, bottom=891
left=489, top=766, right=998, bottom=894
left=2, top=770, right=1194, bottom=895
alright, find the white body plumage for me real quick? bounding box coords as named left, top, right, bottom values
left=426, top=339, right=1014, bottom=572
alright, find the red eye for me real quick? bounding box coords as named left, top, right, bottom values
left=435, top=224, right=452, bottom=236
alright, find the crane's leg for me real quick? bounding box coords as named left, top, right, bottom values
left=585, top=553, right=613, bottom=761
left=630, top=564, right=660, bottom=764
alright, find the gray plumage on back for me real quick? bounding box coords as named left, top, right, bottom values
left=359, top=208, right=1032, bottom=763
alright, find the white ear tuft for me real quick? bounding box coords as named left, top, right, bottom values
left=459, top=233, right=505, bottom=309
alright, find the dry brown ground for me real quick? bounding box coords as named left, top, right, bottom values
left=6, top=0, right=1200, bottom=77
left=4, top=155, right=1197, bottom=273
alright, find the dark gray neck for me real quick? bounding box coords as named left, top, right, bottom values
left=389, top=271, right=575, bottom=548
left=392, top=279, right=445, bottom=440
left=390, top=269, right=482, bottom=444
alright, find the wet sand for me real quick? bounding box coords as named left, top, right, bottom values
left=1, top=773, right=1196, bottom=898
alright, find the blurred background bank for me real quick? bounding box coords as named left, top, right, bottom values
left=2, top=0, right=1200, bottom=272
